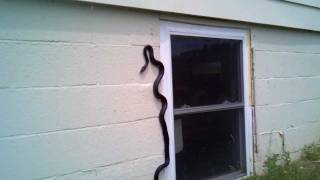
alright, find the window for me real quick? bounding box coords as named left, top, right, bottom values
left=172, top=35, right=245, bottom=179
left=160, top=22, right=253, bottom=180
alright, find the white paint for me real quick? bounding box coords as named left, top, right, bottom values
left=251, top=25, right=320, bottom=172
left=0, top=2, right=163, bottom=179
left=284, top=0, right=320, bottom=8
left=160, top=21, right=254, bottom=179
left=79, top=0, right=320, bottom=32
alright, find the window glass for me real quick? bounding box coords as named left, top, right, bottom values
left=171, top=35, right=242, bottom=108
left=174, top=110, right=245, bottom=179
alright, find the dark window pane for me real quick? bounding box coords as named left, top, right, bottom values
left=174, top=110, right=246, bottom=180
left=171, top=35, right=242, bottom=108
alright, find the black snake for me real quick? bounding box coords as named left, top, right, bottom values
left=140, top=45, right=170, bottom=180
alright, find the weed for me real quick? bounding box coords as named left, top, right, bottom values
left=247, top=142, right=320, bottom=180
left=303, top=143, right=320, bottom=161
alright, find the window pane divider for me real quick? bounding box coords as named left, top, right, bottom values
left=174, top=102, right=244, bottom=116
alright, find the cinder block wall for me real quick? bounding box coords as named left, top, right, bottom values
left=1, top=0, right=320, bottom=179
left=0, top=1, right=162, bottom=179
left=252, top=27, right=320, bottom=173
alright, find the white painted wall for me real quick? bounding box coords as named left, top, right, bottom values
left=79, top=0, right=320, bottom=32
left=284, top=0, right=320, bottom=8
left=1, top=0, right=320, bottom=179
left=0, top=1, right=163, bottom=179
left=251, top=26, right=320, bottom=173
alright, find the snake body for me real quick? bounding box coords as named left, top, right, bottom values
left=140, top=45, right=170, bottom=180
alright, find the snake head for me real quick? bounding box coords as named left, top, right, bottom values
left=140, top=45, right=153, bottom=73
left=140, top=62, right=148, bottom=73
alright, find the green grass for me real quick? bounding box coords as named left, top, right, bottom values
left=247, top=143, right=320, bottom=180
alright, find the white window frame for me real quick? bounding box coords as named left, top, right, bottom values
left=160, top=21, right=253, bottom=180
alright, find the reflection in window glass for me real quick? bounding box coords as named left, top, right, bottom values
left=174, top=110, right=245, bottom=180
left=171, top=35, right=242, bottom=108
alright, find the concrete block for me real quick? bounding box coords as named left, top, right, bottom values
left=42, top=170, right=99, bottom=180
left=0, top=43, right=159, bottom=87
left=0, top=1, right=159, bottom=46
left=254, top=119, right=320, bottom=174
left=254, top=51, right=320, bottom=79
left=255, top=99, right=320, bottom=133
left=255, top=77, right=320, bottom=105
left=0, top=85, right=160, bottom=137
left=0, top=118, right=162, bottom=180
left=96, top=155, right=162, bottom=180
left=40, top=155, right=162, bottom=180
left=255, top=133, right=283, bottom=163
left=285, top=122, right=320, bottom=152
left=252, top=26, right=320, bottom=53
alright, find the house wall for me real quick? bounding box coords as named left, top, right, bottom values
left=79, top=0, right=320, bottom=32
left=0, top=1, right=162, bottom=180
left=252, top=26, right=320, bottom=173
left=0, top=0, right=320, bottom=179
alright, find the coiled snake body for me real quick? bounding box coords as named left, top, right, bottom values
left=140, top=45, right=170, bottom=180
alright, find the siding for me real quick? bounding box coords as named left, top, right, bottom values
left=0, top=1, right=162, bottom=179
left=80, top=0, right=320, bottom=32
left=252, top=26, right=320, bottom=172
